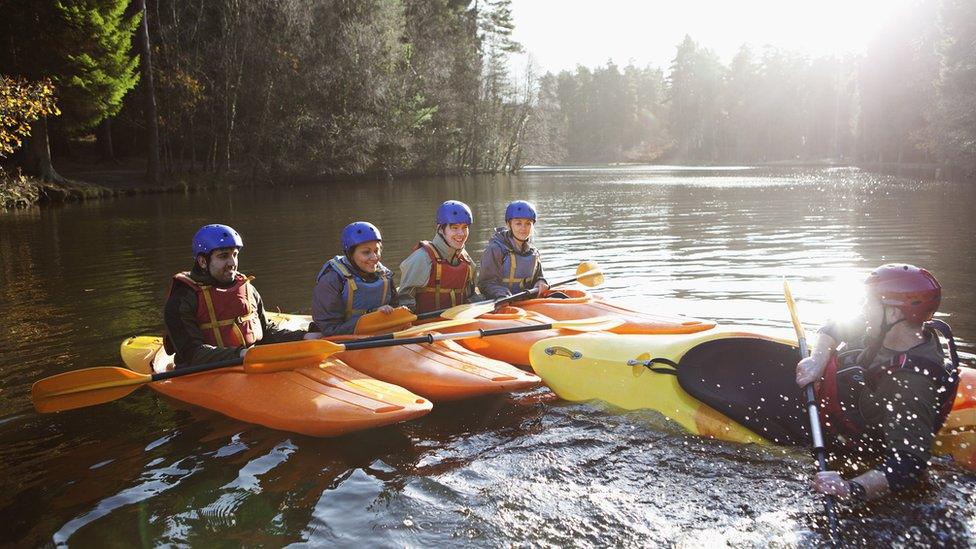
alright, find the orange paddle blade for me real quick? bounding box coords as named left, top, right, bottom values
left=575, top=262, right=605, bottom=287
left=243, top=339, right=345, bottom=373
left=354, top=306, right=417, bottom=335
left=32, top=367, right=150, bottom=413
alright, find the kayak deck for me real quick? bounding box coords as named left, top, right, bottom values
left=120, top=336, right=432, bottom=437
left=265, top=311, right=542, bottom=399
left=530, top=329, right=976, bottom=471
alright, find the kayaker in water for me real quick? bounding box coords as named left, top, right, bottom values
left=398, top=200, right=481, bottom=313
left=312, top=221, right=398, bottom=336
left=795, top=264, right=958, bottom=503
left=163, top=224, right=313, bottom=368
left=477, top=200, right=549, bottom=300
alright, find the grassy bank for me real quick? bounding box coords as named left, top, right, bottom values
left=0, top=170, right=115, bottom=209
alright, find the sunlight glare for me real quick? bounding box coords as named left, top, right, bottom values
left=824, top=269, right=868, bottom=322
left=512, top=0, right=916, bottom=72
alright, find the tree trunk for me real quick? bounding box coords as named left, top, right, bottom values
left=138, top=0, right=161, bottom=186
left=97, top=118, right=116, bottom=163
left=25, top=117, right=66, bottom=183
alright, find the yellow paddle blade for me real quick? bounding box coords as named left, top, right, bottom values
left=32, top=367, right=150, bottom=413
left=442, top=301, right=496, bottom=320
left=783, top=280, right=807, bottom=341
left=550, top=315, right=624, bottom=332
left=353, top=306, right=417, bottom=335
left=575, top=261, right=605, bottom=287
left=243, top=339, right=345, bottom=373
left=391, top=318, right=475, bottom=338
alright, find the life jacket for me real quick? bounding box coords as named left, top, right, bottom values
left=817, top=320, right=960, bottom=438
left=169, top=271, right=261, bottom=348
left=499, top=242, right=540, bottom=294
left=413, top=240, right=475, bottom=313
left=316, top=255, right=393, bottom=320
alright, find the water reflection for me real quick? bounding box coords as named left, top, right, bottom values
left=0, top=167, right=973, bottom=546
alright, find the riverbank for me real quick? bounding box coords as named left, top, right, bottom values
left=0, top=159, right=238, bottom=210
left=3, top=158, right=972, bottom=210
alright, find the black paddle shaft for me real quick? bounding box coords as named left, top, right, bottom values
left=151, top=356, right=244, bottom=381
left=340, top=323, right=558, bottom=351
left=415, top=271, right=592, bottom=320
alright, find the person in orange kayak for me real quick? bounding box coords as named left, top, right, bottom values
left=312, top=221, right=399, bottom=336
left=163, top=224, right=313, bottom=368
left=398, top=200, right=480, bottom=313
left=795, top=264, right=959, bottom=503
left=477, top=200, right=548, bottom=300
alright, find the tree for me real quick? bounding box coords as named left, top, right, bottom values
left=0, top=75, right=60, bottom=160
left=931, top=0, right=976, bottom=176
left=136, top=0, right=160, bottom=184
left=0, top=0, right=140, bottom=181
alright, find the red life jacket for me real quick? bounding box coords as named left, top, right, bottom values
left=171, top=272, right=261, bottom=347
left=412, top=240, right=475, bottom=314
left=817, top=327, right=958, bottom=438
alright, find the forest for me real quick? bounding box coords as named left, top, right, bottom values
left=1, top=0, right=974, bottom=188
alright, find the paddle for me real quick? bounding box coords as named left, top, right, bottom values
left=32, top=318, right=476, bottom=414
left=784, top=280, right=840, bottom=543
left=414, top=260, right=606, bottom=321
left=32, top=315, right=620, bottom=414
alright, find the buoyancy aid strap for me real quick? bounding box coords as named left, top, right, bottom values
left=197, top=276, right=257, bottom=347
left=329, top=258, right=358, bottom=320
left=505, top=251, right=519, bottom=288
left=502, top=250, right=539, bottom=290
left=199, top=286, right=225, bottom=347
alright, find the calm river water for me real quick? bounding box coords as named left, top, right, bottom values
left=1, top=166, right=974, bottom=547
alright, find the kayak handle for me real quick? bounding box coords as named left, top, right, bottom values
left=627, top=357, right=679, bottom=375
left=544, top=346, right=582, bottom=360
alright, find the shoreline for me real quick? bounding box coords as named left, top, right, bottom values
left=2, top=159, right=970, bottom=211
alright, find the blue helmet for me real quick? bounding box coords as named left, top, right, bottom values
left=505, top=200, right=537, bottom=222
left=192, top=224, right=243, bottom=257
left=435, top=200, right=473, bottom=225
left=341, top=221, right=382, bottom=252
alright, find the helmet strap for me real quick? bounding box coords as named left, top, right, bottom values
left=506, top=223, right=530, bottom=247
left=857, top=306, right=906, bottom=367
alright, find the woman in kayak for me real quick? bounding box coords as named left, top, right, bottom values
left=312, top=221, right=398, bottom=336
left=477, top=200, right=549, bottom=300
left=398, top=200, right=480, bottom=314
left=164, top=224, right=313, bottom=368
left=795, top=264, right=958, bottom=503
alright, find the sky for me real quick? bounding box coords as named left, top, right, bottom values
left=510, top=0, right=915, bottom=74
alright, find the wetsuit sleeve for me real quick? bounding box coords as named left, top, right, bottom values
left=164, top=284, right=242, bottom=368
left=252, top=287, right=305, bottom=344
left=477, top=243, right=512, bottom=300
left=311, top=269, right=358, bottom=336
left=397, top=249, right=432, bottom=312
left=864, top=370, right=940, bottom=491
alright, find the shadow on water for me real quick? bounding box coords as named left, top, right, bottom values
left=1, top=167, right=974, bottom=546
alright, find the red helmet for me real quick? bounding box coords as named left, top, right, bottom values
left=864, top=264, right=941, bottom=323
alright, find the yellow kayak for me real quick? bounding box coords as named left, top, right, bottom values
left=530, top=329, right=976, bottom=470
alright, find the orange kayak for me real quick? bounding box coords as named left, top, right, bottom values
left=434, top=307, right=571, bottom=367
left=518, top=289, right=716, bottom=335
left=327, top=334, right=541, bottom=400
left=120, top=336, right=432, bottom=437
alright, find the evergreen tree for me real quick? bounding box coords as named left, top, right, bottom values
left=0, top=0, right=140, bottom=181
